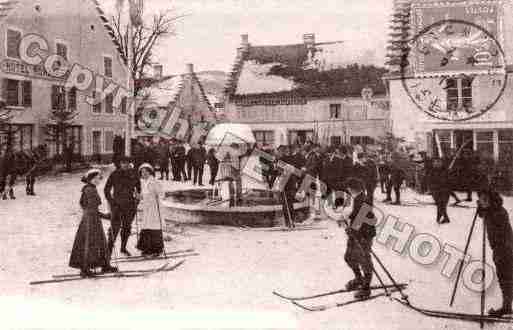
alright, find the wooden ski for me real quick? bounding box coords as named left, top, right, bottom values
left=273, top=283, right=408, bottom=302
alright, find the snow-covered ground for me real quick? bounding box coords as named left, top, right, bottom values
left=1, top=167, right=512, bottom=330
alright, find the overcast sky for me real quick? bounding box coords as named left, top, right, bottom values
left=101, top=0, right=393, bottom=74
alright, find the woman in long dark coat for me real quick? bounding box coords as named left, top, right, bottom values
left=69, top=169, right=118, bottom=277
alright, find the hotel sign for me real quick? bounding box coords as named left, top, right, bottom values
left=0, top=58, right=64, bottom=80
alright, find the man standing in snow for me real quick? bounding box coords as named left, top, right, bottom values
left=104, top=156, right=141, bottom=257
left=343, top=178, right=376, bottom=299
left=477, top=189, right=513, bottom=317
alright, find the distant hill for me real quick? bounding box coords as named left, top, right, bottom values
left=195, top=71, right=228, bottom=102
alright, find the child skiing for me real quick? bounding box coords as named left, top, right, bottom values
left=477, top=188, right=513, bottom=317
left=342, top=178, right=377, bottom=299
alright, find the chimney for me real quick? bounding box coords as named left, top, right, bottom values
left=303, top=33, right=315, bottom=48
left=237, top=34, right=250, bottom=58
left=153, top=64, right=163, bottom=80
left=241, top=34, right=249, bottom=47
left=186, top=63, right=194, bottom=74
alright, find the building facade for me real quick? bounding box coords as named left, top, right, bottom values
left=224, top=34, right=390, bottom=148
left=135, top=63, right=217, bottom=144
left=0, top=0, right=130, bottom=160
left=385, top=0, right=513, bottom=164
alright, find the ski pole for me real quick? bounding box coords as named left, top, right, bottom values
left=155, top=195, right=167, bottom=258
left=341, top=218, right=390, bottom=297
left=368, top=247, right=409, bottom=301
left=480, top=220, right=486, bottom=329
left=449, top=209, right=479, bottom=307
left=282, top=191, right=294, bottom=229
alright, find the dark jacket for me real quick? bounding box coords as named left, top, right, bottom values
left=478, top=193, right=513, bottom=263
left=157, top=144, right=171, bottom=165
left=190, top=146, right=206, bottom=166
left=279, top=154, right=300, bottom=196
left=348, top=192, right=376, bottom=239
left=172, top=146, right=186, bottom=162
left=104, top=168, right=141, bottom=208
left=427, top=166, right=451, bottom=193
left=322, top=154, right=345, bottom=190
left=207, top=153, right=219, bottom=169
left=305, top=151, right=322, bottom=177
left=353, top=161, right=377, bottom=187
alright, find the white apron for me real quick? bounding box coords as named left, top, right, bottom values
left=139, top=177, right=163, bottom=230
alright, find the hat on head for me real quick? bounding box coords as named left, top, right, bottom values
left=81, top=168, right=101, bottom=183
left=119, top=155, right=131, bottom=163
left=138, top=163, right=155, bottom=176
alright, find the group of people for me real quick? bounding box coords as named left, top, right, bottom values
left=129, top=138, right=220, bottom=187
left=69, top=157, right=166, bottom=278
left=260, top=142, right=408, bottom=229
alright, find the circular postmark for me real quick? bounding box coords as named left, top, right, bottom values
left=136, top=101, right=163, bottom=134
left=400, top=19, right=508, bottom=121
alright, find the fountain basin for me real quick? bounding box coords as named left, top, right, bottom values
left=161, top=188, right=309, bottom=227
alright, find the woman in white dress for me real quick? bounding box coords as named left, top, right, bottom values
left=136, top=163, right=165, bottom=256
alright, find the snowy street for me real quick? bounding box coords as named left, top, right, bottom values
left=1, top=168, right=512, bottom=330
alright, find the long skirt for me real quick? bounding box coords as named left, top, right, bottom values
left=136, top=229, right=164, bottom=255
left=69, top=212, right=109, bottom=270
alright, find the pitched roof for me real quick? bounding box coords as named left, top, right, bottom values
left=226, top=39, right=387, bottom=98
left=0, top=0, right=127, bottom=64
left=145, top=75, right=185, bottom=107
left=143, top=72, right=214, bottom=111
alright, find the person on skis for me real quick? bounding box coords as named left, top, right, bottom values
left=342, top=178, right=377, bottom=299
left=477, top=188, right=513, bottom=317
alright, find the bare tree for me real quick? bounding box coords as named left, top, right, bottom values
left=111, top=4, right=185, bottom=96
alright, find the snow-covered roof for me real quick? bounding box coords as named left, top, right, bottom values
left=236, top=61, right=296, bottom=94
left=226, top=39, right=387, bottom=98
left=145, top=75, right=185, bottom=107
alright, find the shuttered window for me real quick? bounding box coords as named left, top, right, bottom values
left=120, top=96, right=127, bottom=114
left=104, top=130, right=114, bottom=152
left=6, top=29, right=21, bottom=58
left=6, top=79, right=19, bottom=106
left=105, top=93, right=114, bottom=113
left=92, top=91, right=102, bottom=113
left=68, top=87, right=77, bottom=110
left=56, top=42, right=68, bottom=60
left=51, top=85, right=66, bottom=110
left=104, top=56, right=112, bottom=77
left=22, top=81, right=32, bottom=107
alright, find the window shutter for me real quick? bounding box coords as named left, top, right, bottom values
left=56, top=43, right=67, bottom=60
left=6, top=79, right=19, bottom=106
left=6, top=30, right=21, bottom=58
left=92, top=91, right=102, bottom=113
left=121, top=96, right=127, bottom=114
left=104, top=57, right=112, bottom=77
left=68, top=87, right=77, bottom=110
left=22, top=81, right=32, bottom=107
left=51, top=85, right=58, bottom=109
left=105, top=93, right=113, bottom=113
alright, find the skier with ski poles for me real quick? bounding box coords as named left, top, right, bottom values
left=477, top=188, right=513, bottom=317
left=340, top=178, right=377, bottom=299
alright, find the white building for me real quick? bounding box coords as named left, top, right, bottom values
left=224, top=34, right=390, bottom=148
left=385, top=0, right=513, bottom=164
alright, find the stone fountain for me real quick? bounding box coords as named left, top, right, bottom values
left=160, top=123, right=309, bottom=227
